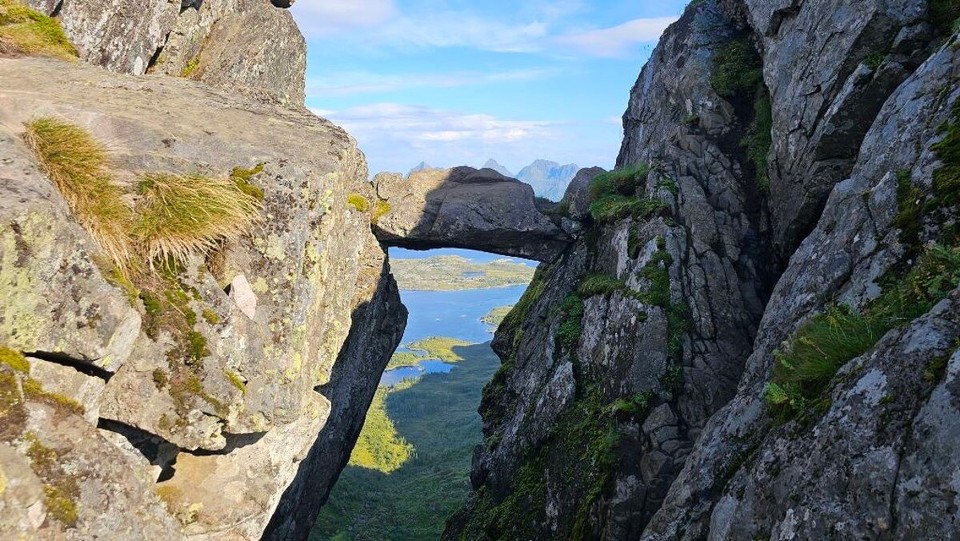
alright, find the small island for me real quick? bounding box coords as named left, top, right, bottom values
left=481, top=306, right=514, bottom=329
left=391, top=255, right=535, bottom=291
left=385, top=336, right=474, bottom=370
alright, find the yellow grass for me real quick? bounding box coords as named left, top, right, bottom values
left=0, top=0, right=76, bottom=60
left=135, top=173, right=262, bottom=264
left=23, top=117, right=134, bottom=266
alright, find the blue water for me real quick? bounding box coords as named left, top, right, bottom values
left=390, top=247, right=538, bottom=267
left=380, top=248, right=534, bottom=387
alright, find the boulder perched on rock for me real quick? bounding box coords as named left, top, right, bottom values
left=373, top=166, right=572, bottom=263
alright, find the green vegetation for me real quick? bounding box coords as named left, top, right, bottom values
left=347, top=193, right=370, bottom=212
left=586, top=164, right=671, bottom=223
left=23, top=117, right=135, bottom=267
left=611, top=391, right=652, bottom=419
left=390, top=255, right=535, bottom=291
left=555, top=295, right=585, bottom=350
left=135, top=172, right=261, bottom=265
left=0, top=0, right=76, bottom=60
left=224, top=370, right=246, bottom=393
left=461, top=386, right=631, bottom=540
left=348, top=387, right=414, bottom=473
left=180, top=56, right=200, bottom=78
left=578, top=273, right=628, bottom=298
left=230, top=163, right=265, bottom=201
left=929, top=0, right=960, bottom=34
left=384, top=337, right=473, bottom=371
left=864, top=52, right=886, bottom=71
left=766, top=246, right=960, bottom=423
left=0, top=346, right=29, bottom=373
left=710, top=37, right=763, bottom=99
left=313, top=343, right=500, bottom=540
left=481, top=306, right=514, bottom=328
left=744, top=94, right=773, bottom=192
left=372, top=199, right=391, bottom=224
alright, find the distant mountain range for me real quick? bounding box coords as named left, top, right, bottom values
left=408, top=159, right=580, bottom=202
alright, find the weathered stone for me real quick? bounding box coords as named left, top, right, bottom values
left=0, top=56, right=404, bottom=539
left=230, top=273, right=257, bottom=320
left=373, top=166, right=573, bottom=262
left=563, top=166, right=605, bottom=221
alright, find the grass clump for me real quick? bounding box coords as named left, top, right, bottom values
left=347, top=193, right=370, bottom=212
left=180, top=56, right=200, bottom=78
left=710, top=37, right=763, bottom=98
left=224, top=370, right=246, bottom=393
left=578, top=273, right=629, bottom=298
left=766, top=244, right=960, bottom=423
left=23, top=117, right=134, bottom=267
left=135, top=172, right=261, bottom=265
left=587, top=164, right=670, bottom=223
left=611, top=391, right=652, bottom=419
left=0, top=0, right=76, bottom=60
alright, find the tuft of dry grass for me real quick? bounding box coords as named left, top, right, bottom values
left=23, top=117, right=134, bottom=267
left=134, top=173, right=262, bottom=265
left=0, top=0, right=76, bottom=60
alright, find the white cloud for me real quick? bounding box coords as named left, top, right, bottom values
left=291, top=4, right=675, bottom=58
left=556, top=17, right=677, bottom=57
left=312, top=103, right=574, bottom=173
left=290, top=0, right=397, bottom=36
left=306, top=68, right=558, bottom=98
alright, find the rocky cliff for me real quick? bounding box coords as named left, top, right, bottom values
left=0, top=3, right=404, bottom=540
left=447, top=0, right=960, bottom=539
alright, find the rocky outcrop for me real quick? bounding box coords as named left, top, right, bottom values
left=0, top=56, right=402, bottom=539
left=24, top=0, right=305, bottom=107
left=449, top=0, right=958, bottom=539
left=373, top=166, right=573, bottom=262
left=645, top=28, right=960, bottom=540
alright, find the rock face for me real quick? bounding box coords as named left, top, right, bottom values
left=373, top=166, right=573, bottom=262
left=448, top=0, right=960, bottom=539
left=24, top=0, right=305, bottom=107
left=0, top=56, right=403, bottom=540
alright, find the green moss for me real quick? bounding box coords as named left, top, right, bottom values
left=0, top=347, right=29, bottom=373
left=893, top=170, right=925, bottom=247
left=555, top=295, right=585, bottom=351
left=201, top=308, right=220, bottom=325
left=347, top=193, right=370, bottom=212
left=105, top=266, right=140, bottom=306
left=372, top=199, right=391, bottom=224
left=180, top=56, right=200, bottom=78
left=187, top=331, right=208, bottom=363
left=864, top=52, right=886, bottom=70
left=230, top=163, right=265, bottom=201
left=43, top=484, right=78, bottom=526
left=661, top=363, right=684, bottom=391
left=611, top=391, right=652, bottom=419
left=152, top=368, right=168, bottom=389
left=710, top=37, right=763, bottom=99
left=654, top=177, right=679, bottom=196
left=0, top=0, right=77, bottom=60
left=224, top=370, right=246, bottom=393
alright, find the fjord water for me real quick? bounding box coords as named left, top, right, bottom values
left=380, top=248, right=533, bottom=386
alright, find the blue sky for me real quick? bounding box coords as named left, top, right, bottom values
left=290, top=1, right=687, bottom=175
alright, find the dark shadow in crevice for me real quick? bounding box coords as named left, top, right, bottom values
left=97, top=418, right=179, bottom=482
left=25, top=350, right=113, bottom=381
left=188, top=431, right=268, bottom=456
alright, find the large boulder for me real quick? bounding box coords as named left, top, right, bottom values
left=0, top=56, right=403, bottom=539
left=373, top=166, right=573, bottom=263
left=24, top=0, right=305, bottom=107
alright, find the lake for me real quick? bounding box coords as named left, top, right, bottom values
left=381, top=248, right=534, bottom=386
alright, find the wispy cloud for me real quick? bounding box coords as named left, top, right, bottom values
left=556, top=17, right=678, bottom=57
left=306, top=68, right=559, bottom=98
left=311, top=103, right=570, bottom=173
left=292, top=3, right=675, bottom=58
